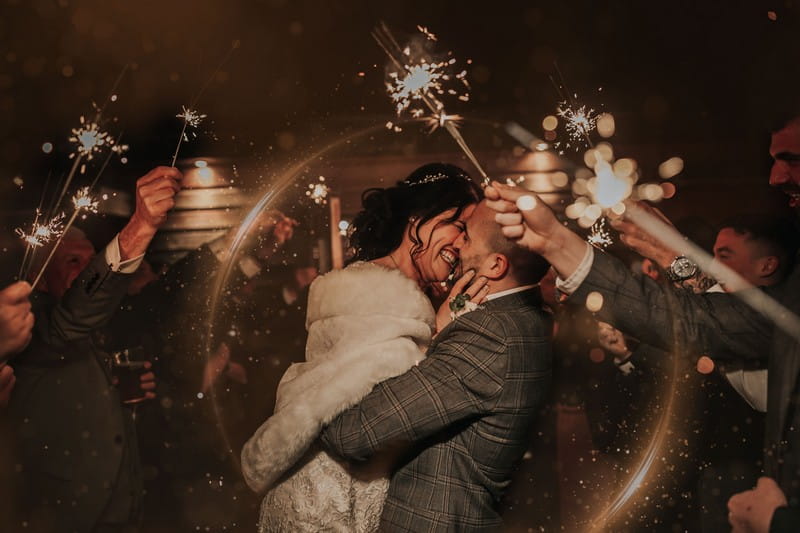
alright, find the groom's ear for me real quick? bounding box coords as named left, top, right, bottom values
left=484, top=253, right=509, bottom=280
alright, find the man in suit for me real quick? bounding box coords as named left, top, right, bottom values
left=6, top=166, right=181, bottom=533
left=485, top=114, right=800, bottom=533
left=321, top=200, right=553, bottom=531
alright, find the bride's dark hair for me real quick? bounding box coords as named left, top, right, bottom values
left=348, top=163, right=482, bottom=264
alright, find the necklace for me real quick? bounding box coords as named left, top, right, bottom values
left=388, top=253, right=400, bottom=270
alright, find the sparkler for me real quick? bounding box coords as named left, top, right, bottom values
left=168, top=40, right=239, bottom=168
left=587, top=217, right=613, bottom=249
left=557, top=101, right=598, bottom=149
left=50, top=65, right=129, bottom=215
left=373, top=22, right=490, bottom=185
left=171, top=106, right=207, bottom=167
left=30, top=188, right=101, bottom=289
left=306, top=176, right=330, bottom=205
left=15, top=211, right=65, bottom=279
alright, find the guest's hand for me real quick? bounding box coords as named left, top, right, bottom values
left=202, top=343, right=248, bottom=393
left=728, top=477, right=787, bottom=533
left=0, top=364, right=16, bottom=407
left=611, top=201, right=678, bottom=269
left=119, top=166, right=183, bottom=260
left=485, top=181, right=588, bottom=281
left=219, top=209, right=298, bottom=262
left=139, top=361, right=156, bottom=401
left=435, top=269, right=489, bottom=334
left=484, top=182, right=561, bottom=257
left=0, top=281, right=34, bottom=361
left=597, top=321, right=631, bottom=360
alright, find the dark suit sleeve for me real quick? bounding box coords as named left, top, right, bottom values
left=771, top=506, right=800, bottom=532
left=34, top=251, right=132, bottom=349
left=570, top=251, right=772, bottom=361
left=320, top=313, right=507, bottom=462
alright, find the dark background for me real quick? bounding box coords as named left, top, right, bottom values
left=0, top=0, right=798, bottom=206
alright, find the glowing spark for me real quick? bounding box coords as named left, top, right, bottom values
left=72, top=186, right=99, bottom=213
left=69, top=116, right=111, bottom=160
left=176, top=106, right=207, bottom=140
left=388, top=61, right=447, bottom=115
left=587, top=218, right=614, bottom=249
left=417, top=25, right=438, bottom=41
left=306, top=176, right=329, bottom=205
left=374, top=23, right=487, bottom=183
left=15, top=212, right=65, bottom=248
left=111, top=143, right=129, bottom=156
left=557, top=101, right=598, bottom=149
left=423, top=112, right=463, bottom=132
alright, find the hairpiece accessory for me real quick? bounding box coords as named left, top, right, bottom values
left=403, top=172, right=467, bottom=187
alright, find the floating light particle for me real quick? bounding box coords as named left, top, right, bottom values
left=696, top=356, right=714, bottom=374
left=658, top=157, right=684, bottom=179
left=597, top=112, right=615, bottom=138
left=585, top=291, right=604, bottom=312
left=516, top=195, right=537, bottom=211
left=542, top=115, right=558, bottom=131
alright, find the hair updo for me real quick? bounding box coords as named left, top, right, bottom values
left=348, top=163, right=482, bottom=263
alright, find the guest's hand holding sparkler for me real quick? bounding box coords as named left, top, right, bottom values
left=0, top=281, right=34, bottom=361
left=118, top=166, right=183, bottom=261
left=485, top=181, right=589, bottom=282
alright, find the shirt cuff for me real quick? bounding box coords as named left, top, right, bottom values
left=104, top=234, right=145, bottom=274
left=555, top=243, right=594, bottom=295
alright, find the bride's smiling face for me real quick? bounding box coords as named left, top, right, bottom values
left=411, top=204, right=476, bottom=284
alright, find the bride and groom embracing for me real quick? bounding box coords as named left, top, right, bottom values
left=241, top=163, right=553, bottom=532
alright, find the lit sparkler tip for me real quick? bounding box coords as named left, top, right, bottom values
left=69, top=118, right=112, bottom=160
left=556, top=101, right=598, bottom=148
left=305, top=176, right=330, bottom=205
left=177, top=106, right=207, bottom=129
left=72, top=186, right=100, bottom=213
left=16, top=212, right=66, bottom=248
left=587, top=218, right=614, bottom=249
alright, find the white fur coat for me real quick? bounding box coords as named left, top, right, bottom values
left=240, top=262, right=435, bottom=532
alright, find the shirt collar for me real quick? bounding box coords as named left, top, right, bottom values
left=486, top=284, right=538, bottom=301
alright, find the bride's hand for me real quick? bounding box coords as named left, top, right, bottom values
left=435, top=270, right=489, bottom=334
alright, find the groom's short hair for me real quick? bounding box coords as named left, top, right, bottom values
left=475, top=203, right=550, bottom=285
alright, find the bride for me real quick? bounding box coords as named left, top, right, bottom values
left=241, top=163, right=482, bottom=531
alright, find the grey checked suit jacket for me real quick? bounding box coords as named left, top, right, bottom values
left=570, top=251, right=800, bottom=532
left=322, top=288, right=552, bottom=532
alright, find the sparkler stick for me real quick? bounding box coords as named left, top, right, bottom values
left=170, top=107, right=206, bottom=167
left=17, top=209, right=42, bottom=280
left=372, top=23, right=490, bottom=185
left=170, top=40, right=239, bottom=167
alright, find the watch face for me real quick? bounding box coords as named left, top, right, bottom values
left=672, top=257, right=697, bottom=278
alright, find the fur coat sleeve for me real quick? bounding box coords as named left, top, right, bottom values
left=241, top=262, right=435, bottom=494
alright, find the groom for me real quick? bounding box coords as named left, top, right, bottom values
left=321, top=200, right=552, bottom=531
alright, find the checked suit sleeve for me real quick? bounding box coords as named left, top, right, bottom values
left=321, top=313, right=507, bottom=462
left=570, top=250, right=772, bottom=361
